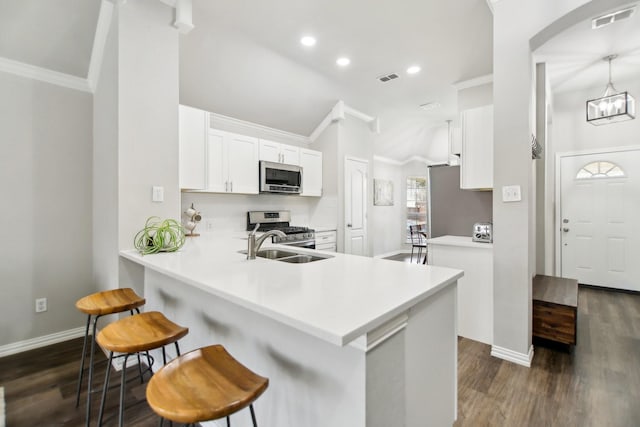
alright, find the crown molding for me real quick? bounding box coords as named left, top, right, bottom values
left=87, top=0, right=114, bottom=92
left=310, top=100, right=380, bottom=141
left=452, top=74, right=493, bottom=91
left=485, top=0, right=501, bottom=14
left=210, top=112, right=311, bottom=145
left=374, top=155, right=435, bottom=166
left=0, top=56, right=91, bottom=93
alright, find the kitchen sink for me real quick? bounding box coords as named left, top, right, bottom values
left=240, top=248, right=333, bottom=263
left=277, top=254, right=330, bottom=263
left=255, top=249, right=299, bottom=259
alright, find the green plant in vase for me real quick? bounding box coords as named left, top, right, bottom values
left=134, top=217, right=186, bottom=255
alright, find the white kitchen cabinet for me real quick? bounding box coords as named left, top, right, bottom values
left=299, top=148, right=323, bottom=197
left=315, top=230, right=336, bottom=252
left=259, top=139, right=300, bottom=165
left=207, top=129, right=259, bottom=194
left=427, top=236, right=493, bottom=344
left=179, top=105, right=208, bottom=190
left=460, top=105, right=493, bottom=190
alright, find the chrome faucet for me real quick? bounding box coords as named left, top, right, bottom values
left=247, top=223, right=286, bottom=260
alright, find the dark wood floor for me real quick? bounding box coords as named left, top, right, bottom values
left=1, top=286, right=638, bottom=426
left=455, top=286, right=640, bottom=426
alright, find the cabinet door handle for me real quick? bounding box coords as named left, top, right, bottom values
left=225, top=181, right=228, bottom=192
left=230, top=181, right=233, bottom=192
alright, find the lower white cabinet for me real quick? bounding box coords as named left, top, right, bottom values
left=300, top=148, right=322, bottom=197
left=207, top=129, right=259, bottom=194
left=315, top=230, right=336, bottom=252
left=428, top=236, right=493, bottom=344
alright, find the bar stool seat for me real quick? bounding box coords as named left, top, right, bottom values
left=96, top=311, right=189, bottom=427
left=76, top=288, right=145, bottom=316
left=74, top=288, right=145, bottom=426
left=146, top=345, right=269, bottom=426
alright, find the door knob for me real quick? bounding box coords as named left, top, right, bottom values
left=563, top=219, right=569, bottom=223
left=347, top=224, right=352, bottom=228
left=563, top=227, right=570, bottom=232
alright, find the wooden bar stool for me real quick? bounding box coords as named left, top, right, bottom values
left=75, top=288, right=145, bottom=426
left=96, top=311, right=189, bottom=427
left=146, top=345, right=269, bottom=427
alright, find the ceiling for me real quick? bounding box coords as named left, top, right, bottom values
left=180, top=0, right=494, bottom=162
left=534, top=2, right=640, bottom=96
left=0, top=0, right=100, bottom=77
left=4, top=1, right=638, bottom=162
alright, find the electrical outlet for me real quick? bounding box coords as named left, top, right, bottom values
left=152, top=186, right=164, bottom=202
left=204, top=219, right=214, bottom=231
left=35, top=297, right=47, bottom=313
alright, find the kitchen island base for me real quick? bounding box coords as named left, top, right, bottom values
left=141, top=268, right=457, bottom=427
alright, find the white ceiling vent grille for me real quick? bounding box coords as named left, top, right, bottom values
left=378, top=73, right=399, bottom=83
left=592, top=6, right=636, bottom=29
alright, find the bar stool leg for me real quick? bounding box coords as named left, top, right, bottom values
left=86, top=314, right=102, bottom=427
left=249, top=404, right=258, bottom=427
left=98, top=351, right=114, bottom=427
left=118, top=353, right=130, bottom=427
left=75, top=314, right=91, bottom=407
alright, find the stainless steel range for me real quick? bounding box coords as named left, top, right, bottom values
left=247, top=211, right=315, bottom=249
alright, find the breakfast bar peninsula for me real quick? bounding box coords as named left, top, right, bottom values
left=120, top=234, right=463, bottom=427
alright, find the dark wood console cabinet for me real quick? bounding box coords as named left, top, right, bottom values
left=532, top=275, right=578, bottom=345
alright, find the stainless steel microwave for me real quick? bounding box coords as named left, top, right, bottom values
left=259, top=161, right=302, bottom=194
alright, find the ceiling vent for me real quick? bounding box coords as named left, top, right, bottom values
left=378, top=73, right=399, bottom=83
left=592, top=6, right=636, bottom=29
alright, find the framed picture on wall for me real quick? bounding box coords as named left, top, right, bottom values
left=374, top=179, right=394, bottom=206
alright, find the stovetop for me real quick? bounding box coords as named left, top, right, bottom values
left=259, top=224, right=311, bottom=235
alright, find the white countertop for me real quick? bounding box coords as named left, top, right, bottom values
left=120, top=234, right=463, bottom=347
left=427, top=235, right=493, bottom=249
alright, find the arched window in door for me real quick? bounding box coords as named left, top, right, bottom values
left=576, top=161, right=625, bottom=179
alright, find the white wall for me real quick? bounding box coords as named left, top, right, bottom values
left=0, top=72, right=93, bottom=345
left=93, top=4, right=119, bottom=293
left=182, top=192, right=315, bottom=233
left=338, top=116, right=375, bottom=254
left=371, top=160, right=404, bottom=256
left=118, top=0, right=180, bottom=250
left=492, top=0, right=624, bottom=361
left=544, top=75, right=640, bottom=274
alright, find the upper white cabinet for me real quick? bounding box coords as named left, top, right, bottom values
left=179, top=105, right=208, bottom=190
left=299, top=148, right=323, bottom=197
left=460, top=105, right=493, bottom=190
left=207, top=129, right=259, bottom=194
left=259, top=139, right=300, bottom=165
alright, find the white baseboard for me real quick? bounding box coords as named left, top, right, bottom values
left=0, top=327, right=86, bottom=358
left=490, top=344, right=534, bottom=367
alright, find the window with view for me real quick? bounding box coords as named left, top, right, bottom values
left=406, top=176, right=427, bottom=243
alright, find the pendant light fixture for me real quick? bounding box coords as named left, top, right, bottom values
left=586, top=54, right=635, bottom=125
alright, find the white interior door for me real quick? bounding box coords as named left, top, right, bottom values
left=560, top=149, right=640, bottom=291
left=344, top=157, right=368, bottom=256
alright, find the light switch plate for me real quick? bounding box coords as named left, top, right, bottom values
left=502, top=185, right=521, bottom=202
left=152, top=186, right=164, bottom=202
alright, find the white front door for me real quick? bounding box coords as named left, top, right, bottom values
left=560, top=149, right=640, bottom=291
left=344, top=157, right=368, bottom=256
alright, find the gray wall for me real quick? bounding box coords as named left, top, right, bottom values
left=0, top=72, right=93, bottom=346
left=429, top=166, right=493, bottom=238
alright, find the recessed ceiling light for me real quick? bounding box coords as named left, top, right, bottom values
left=300, top=36, right=317, bottom=47
left=336, top=57, right=351, bottom=67
left=407, top=65, right=421, bottom=75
